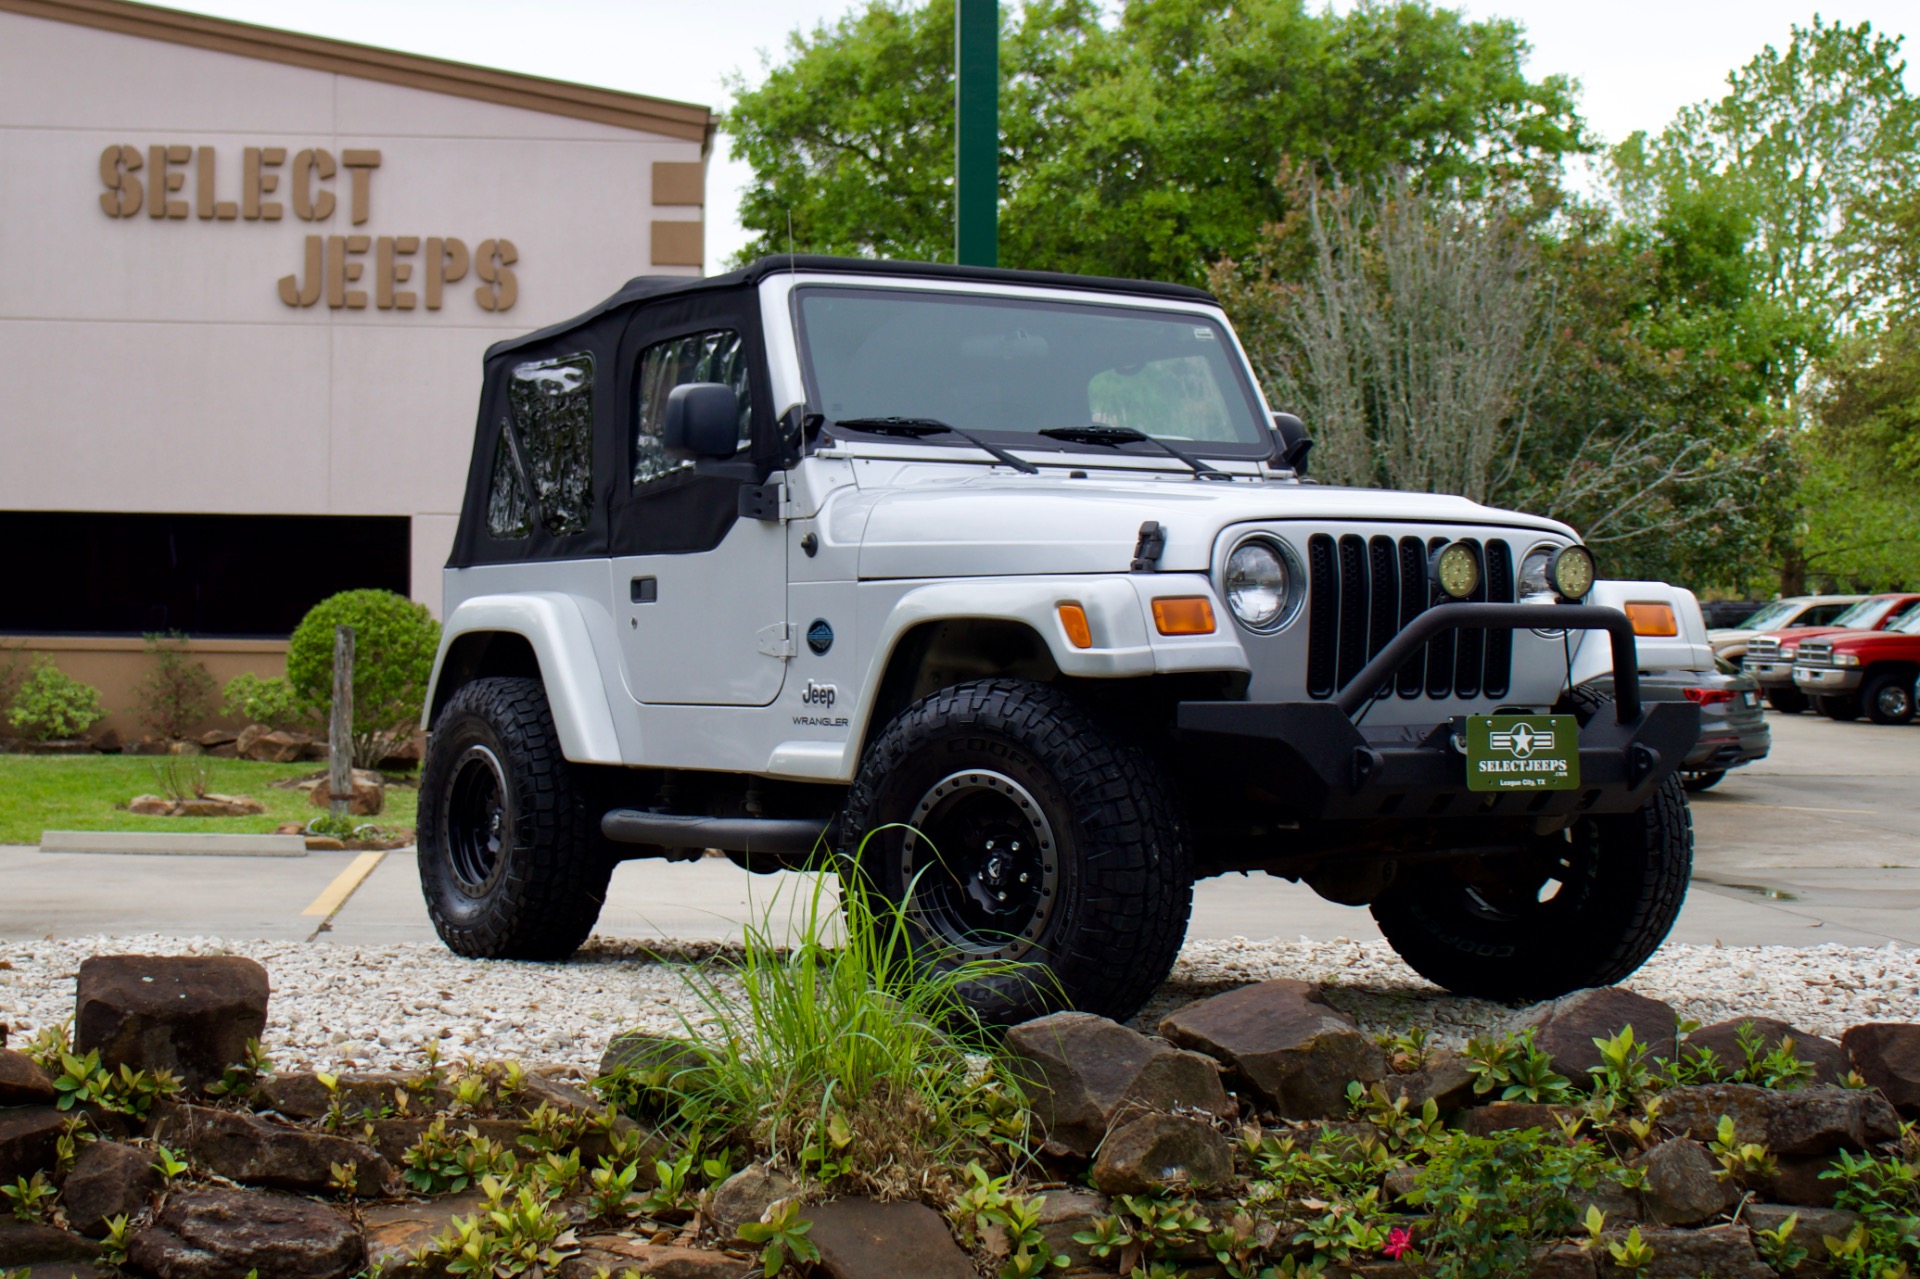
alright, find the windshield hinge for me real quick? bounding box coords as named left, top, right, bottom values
left=740, top=479, right=786, bottom=522
left=757, top=623, right=797, bottom=660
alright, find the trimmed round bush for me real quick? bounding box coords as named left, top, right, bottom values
left=8, top=658, right=107, bottom=741
left=286, top=589, right=441, bottom=765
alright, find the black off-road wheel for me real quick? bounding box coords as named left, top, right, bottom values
left=1765, top=687, right=1808, bottom=714
left=840, top=678, right=1192, bottom=1026
left=1814, top=694, right=1862, bottom=721
left=418, top=676, right=611, bottom=960
left=1863, top=673, right=1917, bottom=726
left=1681, top=770, right=1726, bottom=793
left=1369, top=687, right=1692, bottom=1001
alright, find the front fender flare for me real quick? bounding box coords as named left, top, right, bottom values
left=424, top=593, right=624, bottom=764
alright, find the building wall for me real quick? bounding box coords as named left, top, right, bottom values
left=0, top=6, right=706, bottom=737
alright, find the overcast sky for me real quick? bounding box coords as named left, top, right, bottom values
left=164, top=0, right=1917, bottom=275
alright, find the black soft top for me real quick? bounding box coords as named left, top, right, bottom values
left=485, top=254, right=1219, bottom=360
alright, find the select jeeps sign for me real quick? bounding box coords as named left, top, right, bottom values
left=1465, top=714, right=1581, bottom=792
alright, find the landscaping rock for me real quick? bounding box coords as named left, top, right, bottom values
left=0, top=1048, right=55, bottom=1105
left=1514, top=988, right=1679, bottom=1079
left=563, top=1237, right=753, bottom=1278
left=1742, top=1202, right=1860, bottom=1251
left=1633, top=1138, right=1737, bottom=1226
left=1381, top=1046, right=1477, bottom=1111
left=1458, top=1101, right=1582, bottom=1137
left=806, top=1197, right=975, bottom=1279
left=1158, top=979, right=1385, bottom=1119
left=365, top=1116, right=527, bottom=1167
left=1003, top=1012, right=1230, bottom=1158
left=599, top=1030, right=706, bottom=1082
left=1029, top=1188, right=1111, bottom=1270
left=309, top=771, right=385, bottom=817
left=1089, top=1112, right=1234, bottom=1195
left=128, top=1187, right=364, bottom=1279
left=1658, top=1083, right=1900, bottom=1156
left=1840, top=1023, right=1920, bottom=1117
left=150, top=1102, right=395, bottom=1197
left=0, top=1106, right=67, bottom=1183
left=708, top=1165, right=798, bottom=1241
left=1594, top=1223, right=1771, bottom=1278
left=1760, top=1154, right=1844, bottom=1209
left=255, top=1070, right=447, bottom=1122
left=128, top=794, right=174, bottom=815
left=1683, top=1017, right=1850, bottom=1086
left=74, top=953, right=270, bottom=1093
left=241, top=729, right=308, bottom=763
left=199, top=729, right=239, bottom=749
left=61, top=1139, right=162, bottom=1236
left=360, top=1188, right=487, bottom=1279
left=178, top=795, right=267, bottom=817
left=1527, top=1243, right=1598, bottom=1279
left=1573, top=1176, right=1643, bottom=1226
left=0, top=1220, right=100, bottom=1267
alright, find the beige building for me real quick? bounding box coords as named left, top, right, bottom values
left=0, top=0, right=711, bottom=735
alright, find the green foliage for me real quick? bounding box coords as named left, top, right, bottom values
left=1462, top=1029, right=1574, bottom=1103
left=150, top=1144, right=191, bottom=1183
left=1606, top=1223, right=1656, bottom=1270
left=1074, top=1195, right=1212, bottom=1275
left=221, top=672, right=305, bottom=731
left=738, top=1198, right=822, bottom=1278
left=284, top=589, right=439, bottom=768
left=1754, top=1210, right=1810, bottom=1274
left=1799, top=319, right=1920, bottom=590
left=613, top=868, right=1040, bottom=1197
left=1, top=1172, right=55, bottom=1223
left=1709, top=1115, right=1777, bottom=1185
left=951, top=1162, right=1068, bottom=1277
left=99, top=1216, right=132, bottom=1268
left=1587, top=1026, right=1660, bottom=1106
left=402, top=1119, right=520, bottom=1194
left=6, top=658, right=106, bottom=742
left=1819, top=1147, right=1920, bottom=1276
left=49, top=1049, right=181, bottom=1119
left=1408, top=1128, right=1627, bottom=1279
left=430, top=1175, right=580, bottom=1278
left=206, top=1038, right=276, bottom=1100
left=726, top=0, right=1586, bottom=284
left=135, top=631, right=217, bottom=741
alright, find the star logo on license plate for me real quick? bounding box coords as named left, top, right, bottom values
left=1489, top=722, right=1554, bottom=757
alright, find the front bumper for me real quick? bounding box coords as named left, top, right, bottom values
left=1174, top=603, right=1700, bottom=823
left=1685, top=720, right=1770, bottom=772
left=1744, top=659, right=1795, bottom=688
left=1793, top=665, right=1861, bottom=692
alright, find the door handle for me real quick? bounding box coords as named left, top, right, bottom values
left=630, top=577, right=657, bottom=603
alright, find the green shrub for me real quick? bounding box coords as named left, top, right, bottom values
left=135, top=631, right=217, bottom=740
left=6, top=659, right=106, bottom=741
left=1409, top=1127, right=1632, bottom=1279
left=285, top=590, right=440, bottom=767
left=0, top=641, right=26, bottom=718
left=221, top=671, right=305, bottom=729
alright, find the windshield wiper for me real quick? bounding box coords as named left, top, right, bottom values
left=1039, top=425, right=1231, bottom=481
left=832, top=416, right=1039, bottom=475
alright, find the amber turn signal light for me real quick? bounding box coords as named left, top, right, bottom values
left=1152, top=596, right=1216, bottom=636
left=1624, top=601, right=1678, bottom=637
left=1057, top=603, right=1093, bottom=649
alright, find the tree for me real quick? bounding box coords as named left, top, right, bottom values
left=1612, top=17, right=1919, bottom=387
left=724, top=0, right=1588, bottom=282
left=1796, top=323, right=1920, bottom=588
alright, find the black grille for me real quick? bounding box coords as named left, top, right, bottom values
left=1305, top=534, right=1515, bottom=701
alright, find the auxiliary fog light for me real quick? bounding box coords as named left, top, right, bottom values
left=1430, top=541, right=1480, bottom=600
left=1548, top=545, right=1595, bottom=601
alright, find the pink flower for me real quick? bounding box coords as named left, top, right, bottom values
left=1382, top=1227, right=1414, bottom=1260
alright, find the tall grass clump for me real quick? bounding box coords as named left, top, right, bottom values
left=610, top=845, right=1042, bottom=1201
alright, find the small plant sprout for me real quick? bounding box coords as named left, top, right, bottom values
left=100, top=1216, right=133, bottom=1267
left=1, top=1173, right=56, bottom=1223
left=1588, top=1026, right=1658, bottom=1103
left=1710, top=1116, right=1778, bottom=1184
left=1462, top=1029, right=1573, bottom=1103
left=207, top=1038, right=275, bottom=1099
left=150, top=1144, right=191, bottom=1183
left=1751, top=1211, right=1808, bottom=1274
left=737, top=1199, right=820, bottom=1278
left=1581, top=1205, right=1607, bottom=1247
left=1607, top=1224, right=1655, bottom=1270
left=328, top=1161, right=360, bottom=1197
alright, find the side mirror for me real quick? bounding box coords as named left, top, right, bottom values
left=1271, top=412, right=1313, bottom=476
left=663, top=383, right=741, bottom=461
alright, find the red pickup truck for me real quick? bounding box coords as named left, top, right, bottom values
left=1791, top=607, right=1920, bottom=723
left=1745, top=593, right=1920, bottom=712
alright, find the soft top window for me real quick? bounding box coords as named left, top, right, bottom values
left=503, top=354, right=595, bottom=537
left=634, top=329, right=751, bottom=486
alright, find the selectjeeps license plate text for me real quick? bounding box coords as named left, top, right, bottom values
left=1465, top=714, right=1582, bottom=792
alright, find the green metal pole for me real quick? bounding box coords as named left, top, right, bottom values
left=954, top=0, right=998, bottom=267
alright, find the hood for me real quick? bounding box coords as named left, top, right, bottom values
left=1823, top=628, right=1920, bottom=651
left=831, top=470, right=1575, bottom=580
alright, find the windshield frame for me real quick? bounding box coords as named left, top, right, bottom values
left=789, top=283, right=1277, bottom=463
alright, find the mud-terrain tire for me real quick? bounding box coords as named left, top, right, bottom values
left=418, top=676, right=610, bottom=960
left=1862, top=672, right=1917, bottom=726
left=841, top=678, right=1192, bottom=1026
left=1370, top=687, right=1691, bottom=1001
left=1765, top=687, right=1808, bottom=714
left=1681, top=769, right=1725, bottom=793
left=1814, top=694, right=1862, bottom=721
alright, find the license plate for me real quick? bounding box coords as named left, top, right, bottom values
left=1466, top=714, right=1581, bottom=792
left=1743, top=691, right=1758, bottom=706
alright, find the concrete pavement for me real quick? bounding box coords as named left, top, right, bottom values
left=2, top=711, right=1915, bottom=949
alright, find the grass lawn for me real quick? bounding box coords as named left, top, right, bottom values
left=0, top=755, right=418, bottom=846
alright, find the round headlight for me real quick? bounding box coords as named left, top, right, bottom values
left=1431, top=541, right=1480, bottom=600
left=1548, top=545, right=1595, bottom=600
left=1225, top=539, right=1291, bottom=631
left=1519, top=546, right=1555, bottom=598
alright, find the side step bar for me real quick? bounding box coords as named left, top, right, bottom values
left=601, top=810, right=828, bottom=857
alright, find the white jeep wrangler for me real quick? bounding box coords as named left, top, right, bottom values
left=418, top=255, right=1699, bottom=1024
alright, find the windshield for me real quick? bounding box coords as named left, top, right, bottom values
left=793, top=286, right=1271, bottom=456
left=1831, top=598, right=1899, bottom=629
left=1892, top=608, right=1920, bottom=636
left=1734, top=600, right=1798, bottom=631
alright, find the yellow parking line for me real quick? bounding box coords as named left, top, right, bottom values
left=301, top=851, right=386, bottom=917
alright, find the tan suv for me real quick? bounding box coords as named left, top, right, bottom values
left=1708, top=595, right=1865, bottom=667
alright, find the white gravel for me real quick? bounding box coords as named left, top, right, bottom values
left=2, top=933, right=1915, bottom=1075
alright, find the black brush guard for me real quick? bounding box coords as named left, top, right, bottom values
left=1175, top=604, right=1700, bottom=821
